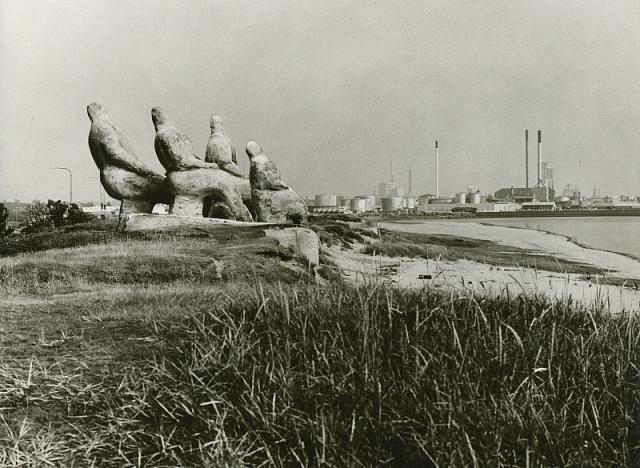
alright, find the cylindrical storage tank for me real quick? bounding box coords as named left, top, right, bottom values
left=364, top=195, right=377, bottom=211
left=405, top=197, right=416, bottom=209
left=468, top=192, right=481, bottom=204
left=382, top=197, right=403, bottom=211
left=350, top=198, right=366, bottom=213
left=455, top=192, right=467, bottom=204
left=340, top=198, right=352, bottom=208
left=314, top=194, right=337, bottom=207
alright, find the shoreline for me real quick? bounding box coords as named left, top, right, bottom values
left=328, top=220, right=640, bottom=313
left=477, top=221, right=640, bottom=263
left=377, top=220, right=640, bottom=281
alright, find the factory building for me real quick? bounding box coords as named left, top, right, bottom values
left=521, top=201, right=556, bottom=211
left=494, top=186, right=555, bottom=203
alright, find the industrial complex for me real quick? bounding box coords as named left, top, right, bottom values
left=307, top=130, right=640, bottom=216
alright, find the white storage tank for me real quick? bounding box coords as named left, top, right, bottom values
left=350, top=198, right=366, bottom=213
left=455, top=192, right=467, bottom=204
left=364, top=195, right=377, bottom=211
left=467, top=192, right=481, bottom=204
left=382, top=197, right=403, bottom=212
left=314, top=194, right=337, bottom=207
left=405, top=197, right=416, bottom=209
left=341, top=198, right=353, bottom=208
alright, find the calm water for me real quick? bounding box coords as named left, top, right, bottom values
left=481, top=216, right=640, bottom=259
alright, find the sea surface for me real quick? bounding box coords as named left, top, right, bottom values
left=479, top=216, right=640, bottom=259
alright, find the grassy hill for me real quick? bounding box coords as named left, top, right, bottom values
left=0, top=220, right=638, bottom=466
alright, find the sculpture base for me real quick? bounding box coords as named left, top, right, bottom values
left=122, top=199, right=157, bottom=214
left=170, top=195, right=207, bottom=217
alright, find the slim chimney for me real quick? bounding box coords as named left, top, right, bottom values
left=525, top=129, right=529, bottom=188
left=435, top=140, right=439, bottom=199
left=391, top=161, right=395, bottom=183
left=408, top=167, right=412, bottom=196
left=537, top=130, right=542, bottom=185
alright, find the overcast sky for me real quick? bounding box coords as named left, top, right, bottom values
left=1, top=0, right=639, bottom=202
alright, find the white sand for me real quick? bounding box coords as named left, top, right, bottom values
left=325, top=221, right=640, bottom=314
left=379, top=221, right=640, bottom=280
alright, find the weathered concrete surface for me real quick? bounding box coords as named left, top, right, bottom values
left=153, top=107, right=252, bottom=220
left=152, top=107, right=218, bottom=172
left=166, top=169, right=252, bottom=220
left=124, top=213, right=266, bottom=230
left=246, top=141, right=307, bottom=223
left=251, top=189, right=307, bottom=224
left=87, top=102, right=171, bottom=212
left=205, top=114, right=246, bottom=177
left=100, top=167, right=167, bottom=204
left=122, top=199, right=157, bottom=215
left=123, top=214, right=319, bottom=265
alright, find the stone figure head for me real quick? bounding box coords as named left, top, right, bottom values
left=246, top=140, right=263, bottom=160
left=87, top=102, right=108, bottom=122
left=151, top=107, right=169, bottom=130
left=210, top=114, right=224, bottom=132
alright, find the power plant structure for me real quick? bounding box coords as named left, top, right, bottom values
left=533, top=130, right=545, bottom=188
left=314, top=194, right=337, bottom=207
left=525, top=129, right=529, bottom=188
left=381, top=196, right=404, bottom=212
left=434, top=140, right=439, bottom=199
left=493, top=129, right=555, bottom=204
left=532, top=130, right=551, bottom=201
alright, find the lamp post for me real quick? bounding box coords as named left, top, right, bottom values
left=51, top=167, right=72, bottom=205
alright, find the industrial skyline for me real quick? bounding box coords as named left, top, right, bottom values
left=1, top=1, right=639, bottom=202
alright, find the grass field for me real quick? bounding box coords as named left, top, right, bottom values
left=1, top=221, right=639, bottom=466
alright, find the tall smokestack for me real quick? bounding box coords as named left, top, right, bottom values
left=408, top=168, right=412, bottom=196
left=525, top=130, right=529, bottom=188
left=391, top=161, right=395, bottom=183
left=537, top=130, right=542, bottom=185
left=435, top=140, right=439, bottom=198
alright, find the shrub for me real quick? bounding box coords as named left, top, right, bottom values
left=20, top=201, right=52, bottom=234
left=66, top=203, right=95, bottom=224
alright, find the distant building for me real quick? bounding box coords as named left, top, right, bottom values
left=494, top=186, right=555, bottom=203
left=521, top=201, right=556, bottom=211
left=563, top=184, right=580, bottom=199
left=416, top=193, right=436, bottom=206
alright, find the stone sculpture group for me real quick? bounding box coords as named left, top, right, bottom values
left=87, top=103, right=306, bottom=224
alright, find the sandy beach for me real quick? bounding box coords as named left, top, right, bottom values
left=326, top=221, right=640, bottom=313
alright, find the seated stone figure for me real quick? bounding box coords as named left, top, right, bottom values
left=205, top=114, right=246, bottom=177
left=246, top=141, right=307, bottom=223
left=87, top=103, right=170, bottom=213
left=152, top=107, right=252, bottom=221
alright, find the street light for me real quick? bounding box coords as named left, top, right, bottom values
left=51, top=167, right=72, bottom=205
